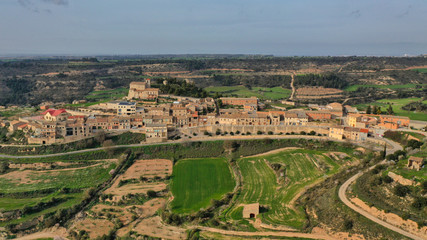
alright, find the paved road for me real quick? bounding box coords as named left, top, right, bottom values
left=0, top=135, right=379, bottom=159
left=338, top=139, right=425, bottom=240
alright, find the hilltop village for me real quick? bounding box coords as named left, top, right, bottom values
left=0, top=78, right=422, bottom=146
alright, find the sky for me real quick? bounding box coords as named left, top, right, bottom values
left=0, top=0, right=426, bottom=56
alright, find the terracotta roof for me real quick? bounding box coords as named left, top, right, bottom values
left=42, top=109, right=67, bottom=116
left=360, top=128, right=369, bottom=133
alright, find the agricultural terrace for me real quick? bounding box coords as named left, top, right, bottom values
left=344, top=84, right=427, bottom=92
left=226, top=149, right=355, bottom=229
left=355, top=98, right=427, bottom=121
left=0, top=159, right=116, bottom=227
left=205, top=86, right=291, bottom=100
left=171, top=158, right=235, bottom=213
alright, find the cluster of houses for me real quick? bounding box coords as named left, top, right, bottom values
left=0, top=79, right=415, bottom=146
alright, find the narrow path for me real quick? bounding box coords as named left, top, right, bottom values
left=338, top=140, right=425, bottom=240
left=289, top=74, right=296, bottom=100
left=198, top=226, right=335, bottom=240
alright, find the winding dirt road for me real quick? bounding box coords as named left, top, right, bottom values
left=289, top=74, right=296, bottom=100
left=338, top=139, right=425, bottom=240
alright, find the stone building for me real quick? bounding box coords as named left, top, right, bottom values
left=407, top=156, right=424, bottom=171
left=145, top=124, right=168, bottom=143
left=242, top=203, right=260, bottom=218
left=128, top=80, right=159, bottom=100
left=220, top=97, right=258, bottom=106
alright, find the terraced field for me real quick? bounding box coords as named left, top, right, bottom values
left=228, top=149, right=352, bottom=229
left=206, top=86, right=291, bottom=100
left=0, top=160, right=116, bottom=227
left=171, top=158, right=235, bottom=213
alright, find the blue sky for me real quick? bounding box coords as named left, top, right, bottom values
left=1, top=0, right=426, bottom=56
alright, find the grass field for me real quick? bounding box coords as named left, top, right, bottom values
left=344, top=84, right=426, bottom=92
left=0, top=159, right=115, bottom=227
left=228, top=149, right=351, bottom=229
left=412, top=68, right=427, bottom=73
left=0, top=162, right=115, bottom=194
left=354, top=98, right=427, bottom=121
left=86, top=87, right=128, bottom=100
left=170, top=158, right=235, bottom=213
left=205, top=86, right=291, bottom=100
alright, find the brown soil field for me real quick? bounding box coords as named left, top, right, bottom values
left=121, top=159, right=172, bottom=179
left=73, top=218, right=115, bottom=239
left=296, top=87, right=343, bottom=96
left=131, top=216, right=186, bottom=240
left=104, top=159, right=172, bottom=202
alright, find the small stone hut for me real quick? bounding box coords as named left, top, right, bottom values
left=242, top=203, right=260, bottom=218
left=407, top=156, right=424, bottom=171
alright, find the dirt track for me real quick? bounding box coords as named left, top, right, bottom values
left=338, top=137, right=425, bottom=240
left=198, top=226, right=335, bottom=240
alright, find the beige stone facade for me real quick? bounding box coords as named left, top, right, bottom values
left=128, top=80, right=159, bottom=100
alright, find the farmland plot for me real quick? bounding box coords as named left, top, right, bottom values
left=231, top=149, right=351, bottom=229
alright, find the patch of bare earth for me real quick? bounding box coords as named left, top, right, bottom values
left=243, top=147, right=301, bottom=158
left=351, top=198, right=427, bottom=239
left=104, top=159, right=172, bottom=202
left=73, top=218, right=115, bottom=239
left=295, top=87, right=343, bottom=99
left=312, top=226, right=366, bottom=240
left=131, top=216, right=186, bottom=240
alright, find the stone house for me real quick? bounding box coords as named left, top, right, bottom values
left=407, top=156, right=424, bottom=171
left=243, top=203, right=260, bottom=218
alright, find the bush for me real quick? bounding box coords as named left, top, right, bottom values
left=394, top=184, right=411, bottom=197
left=343, top=219, right=353, bottom=230
left=257, top=131, right=263, bottom=135
left=268, top=131, right=273, bottom=135
left=147, top=190, right=157, bottom=198
left=411, top=197, right=427, bottom=210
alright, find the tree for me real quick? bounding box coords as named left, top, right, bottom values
left=366, top=105, right=372, bottom=114
left=0, top=161, right=9, bottom=174
left=394, top=184, right=411, bottom=197
left=103, top=139, right=115, bottom=156
left=223, top=140, right=238, bottom=152
left=372, top=105, right=377, bottom=114
left=376, top=107, right=382, bottom=114
left=95, top=130, right=106, bottom=144
left=387, top=104, right=394, bottom=115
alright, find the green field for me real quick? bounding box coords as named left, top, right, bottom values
left=345, top=84, right=426, bottom=92
left=206, top=85, right=291, bottom=100
left=65, top=87, right=128, bottom=108
left=354, top=98, right=427, bottom=121
left=86, top=87, right=128, bottom=100
left=0, top=162, right=115, bottom=194
left=412, top=68, right=427, bottom=73
left=171, top=158, right=235, bottom=213
left=0, top=160, right=115, bottom=227
left=227, top=149, right=351, bottom=229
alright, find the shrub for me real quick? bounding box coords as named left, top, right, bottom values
left=268, top=131, right=273, bottom=135
left=394, top=184, right=411, bottom=197
left=343, top=219, right=353, bottom=230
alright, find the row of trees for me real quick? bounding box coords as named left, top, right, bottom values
left=366, top=104, right=394, bottom=115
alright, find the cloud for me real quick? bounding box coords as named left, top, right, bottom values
left=17, top=0, right=67, bottom=13
left=42, top=0, right=68, bottom=6
left=396, top=5, right=411, bottom=18
left=350, top=10, right=361, bottom=18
